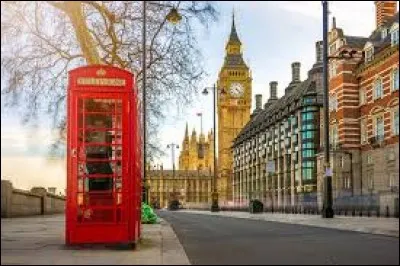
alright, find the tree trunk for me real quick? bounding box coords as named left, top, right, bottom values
left=64, top=2, right=101, bottom=65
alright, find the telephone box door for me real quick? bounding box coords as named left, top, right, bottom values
left=67, top=94, right=133, bottom=244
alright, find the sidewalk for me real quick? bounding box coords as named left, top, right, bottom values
left=1, top=215, right=190, bottom=265
left=179, top=209, right=399, bottom=237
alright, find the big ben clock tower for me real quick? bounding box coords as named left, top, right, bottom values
left=217, top=13, right=252, bottom=203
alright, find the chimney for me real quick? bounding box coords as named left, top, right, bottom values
left=269, top=81, right=278, bottom=100
left=255, top=94, right=262, bottom=109
left=316, top=41, right=323, bottom=63
left=375, top=1, right=397, bottom=29
left=291, top=62, right=301, bottom=82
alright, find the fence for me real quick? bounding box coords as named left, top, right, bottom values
left=184, top=192, right=399, bottom=218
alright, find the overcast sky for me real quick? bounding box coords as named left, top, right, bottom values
left=2, top=1, right=392, bottom=192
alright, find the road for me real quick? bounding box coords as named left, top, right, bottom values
left=157, top=210, right=399, bottom=265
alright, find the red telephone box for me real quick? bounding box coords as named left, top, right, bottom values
left=66, top=65, right=141, bottom=246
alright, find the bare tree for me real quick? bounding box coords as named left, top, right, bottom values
left=1, top=1, right=218, bottom=161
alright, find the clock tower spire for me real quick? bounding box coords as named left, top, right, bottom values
left=216, top=11, right=252, bottom=202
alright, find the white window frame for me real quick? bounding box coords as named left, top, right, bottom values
left=390, top=23, right=399, bottom=46
left=392, top=108, right=399, bottom=136
left=392, top=67, right=399, bottom=92
left=365, top=47, right=374, bottom=63
left=374, top=77, right=383, bottom=100
left=375, top=115, right=384, bottom=141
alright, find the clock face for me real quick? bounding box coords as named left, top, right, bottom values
left=229, top=83, right=244, bottom=97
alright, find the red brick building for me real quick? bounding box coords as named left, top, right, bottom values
left=317, top=1, right=399, bottom=216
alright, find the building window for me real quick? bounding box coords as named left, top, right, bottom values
left=367, top=171, right=374, bottom=190
left=330, top=124, right=339, bottom=148
left=393, top=109, right=399, bottom=136
left=367, top=154, right=373, bottom=164
left=344, top=175, right=351, bottom=189
left=360, top=118, right=367, bottom=144
left=365, top=47, right=374, bottom=63
left=374, top=78, right=383, bottom=99
left=390, top=24, right=399, bottom=46
left=381, top=28, right=388, bottom=40
left=392, top=68, right=399, bottom=91
left=375, top=116, right=384, bottom=141
left=389, top=173, right=398, bottom=189
left=359, top=89, right=366, bottom=105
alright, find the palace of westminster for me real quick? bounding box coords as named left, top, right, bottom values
left=148, top=2, right=399, bottom=214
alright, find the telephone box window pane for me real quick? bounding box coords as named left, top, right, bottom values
left=83, top=99, right=122, bottom=113
left=115, top=177, right=122, bottom=192
left=86, top=191, right=114, bottom=206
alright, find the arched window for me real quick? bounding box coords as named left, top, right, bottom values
left=374, top=77, right=383, bottom=99
left=392, top=68, right=399, bottom=92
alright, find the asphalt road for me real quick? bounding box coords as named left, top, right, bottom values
left=157, top=210, right=399, bottom=265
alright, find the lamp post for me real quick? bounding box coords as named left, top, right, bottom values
left=167, top=143, right=179, bottom=201
left=202, top=84, right=226, bottom=212
left=321, top=0, right=334, bottom=218
left=142, top=1, right=182, bottom=204
left=321, top=1, right=360, bottom=218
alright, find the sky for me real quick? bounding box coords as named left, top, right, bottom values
left=1, top=1, right=389, bottom=192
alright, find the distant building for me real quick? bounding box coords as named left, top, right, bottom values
left=178, top=123, right=214, bottom=171
left=232, top=41, right=324, bottom=210
left=146, top=167, right=212, bottom=209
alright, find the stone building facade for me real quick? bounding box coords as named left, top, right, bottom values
left=231, top=41, right=324, bottom=210
left=317, top=1, right=399, bottom=216
left=178, top=123, right=214, bottom=171
left=146, top=168, right=212, bottom=209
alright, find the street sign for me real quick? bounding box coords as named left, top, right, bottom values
left=267, top=160, right=275, bottom=173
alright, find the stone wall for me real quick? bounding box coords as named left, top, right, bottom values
left=1, top=180, right=65, bottom=218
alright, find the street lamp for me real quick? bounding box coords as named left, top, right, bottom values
left=321, top=1, right=360, bottom=218
left=202, top=84, right=226, bottom=212
left=167, top=143, right=179, bottom=201
left=142, top=2, right=182, bottom=204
